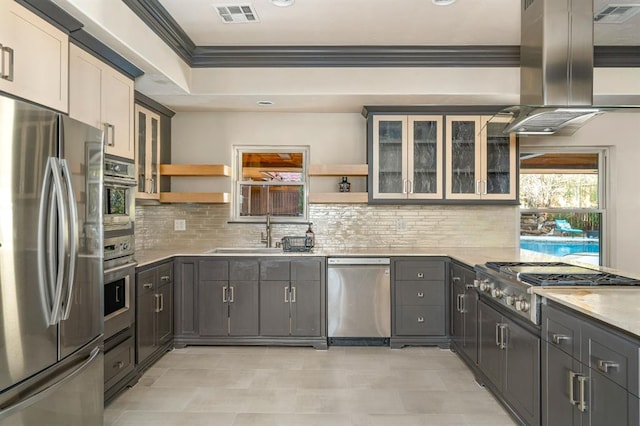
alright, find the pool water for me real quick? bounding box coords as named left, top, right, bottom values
left=520, top=237, right=599, bottom=258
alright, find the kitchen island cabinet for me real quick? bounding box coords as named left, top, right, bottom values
left=450, top=262, right=478, bottom=365
left=391, top=257, right=448, bottom=348
left=477, top=299, right=540, bottom=426
left=136, top=260, right=173, bottom=372
left=541, top=302, right=640, bottom=426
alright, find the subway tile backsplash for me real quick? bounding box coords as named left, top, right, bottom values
left=135, top=204, right=518, bottom=251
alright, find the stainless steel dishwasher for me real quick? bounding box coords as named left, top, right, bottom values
left=327, top=257, right=391, bottom=345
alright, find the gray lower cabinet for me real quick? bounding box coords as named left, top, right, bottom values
left=198, top=259, right=259, bottom=336
left=542, top=303, right=640, bottom=426
left=450, top=262, right=478, bottom=364
left=136, top=261, right=173, bottom=371
left=478, top=299, right=540, bottom=426
left=173, top=256, right=326, bottom=348
left=260, top=258, right=324, bottom=337
left=391, top=257, right=448, bottom=348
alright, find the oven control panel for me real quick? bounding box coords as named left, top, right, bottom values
left=104, top=235, right=135, bottom=261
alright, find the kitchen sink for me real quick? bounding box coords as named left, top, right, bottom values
left=207, top=247, right=283, bottom=254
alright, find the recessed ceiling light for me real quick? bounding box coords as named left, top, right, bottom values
left=432, top=0, right=457, bottom=5
left=271, top=0, right=294, bottom=7
left=257, top=100, right=274, bottom=106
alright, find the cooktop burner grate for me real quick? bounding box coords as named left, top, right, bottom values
left=518, top=272, right=640, bottom=286
left=485, top=261, right=572, bottom=272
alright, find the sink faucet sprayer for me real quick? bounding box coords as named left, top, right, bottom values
left=261, top=213, right=272, bottom=247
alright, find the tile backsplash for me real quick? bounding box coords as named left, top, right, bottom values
left=135, top=203, right=518, bottom=251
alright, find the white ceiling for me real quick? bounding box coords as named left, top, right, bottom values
left=126, top=0, right=640, bottom=112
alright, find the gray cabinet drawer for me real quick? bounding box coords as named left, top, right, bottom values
left=137, top=269, right=156, bottom=294
left=395, top=260, right=445, bottom=281
left=199, top=260, right=228, bottom=280
left=291, top=258, right=322, bottom=281
left=584, top=322, right=639, bottom=396
left=230, top=259, right=259, bottom=281
left=395, top=306, right=445, bottom=336
left=396, top=281, right=444, bottom=306
left=542, top=304, right=581, bottom=359
left=157, top=262, right=173, bottom=283
left=104, top=336, right=134, bottom=386
left=260, top=259, right=290, bottom=281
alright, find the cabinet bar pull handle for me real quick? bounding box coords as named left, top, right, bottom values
left=465, top=284, right=475, bottom=290
left=222, top=287, right=227, bottom=303
left=291, top=286, right=296, bottom=303
left=569, top=371, right=579, bottom=406
left=159, top=293, right=164, bottom=312
left=460, top=294, right=465, bottom=313
left=284, top=286, right=289, bottom=303
left=499, top=324, right=507, bottom=349
left=0, top=43, right=4, bottom=79
left=1, top=46, right=14, bottom=81
left=551, top=334, right=570, bottom=345
left=143, top=283, right=153, bottom=289
left=154, top=294, right=161, bottom=313
left=114, top=361, right=124, bottom=369
left=417, top=292, right=424, bottom=298
left=482, top=180, right=488, bottom=195
left=452, top=276, right=461, bottom=282
left=577, top=375, right=588, bottom=412
left=417, top=316, right=424, bottom=323
left=495, top=323, right=501, bottom=347
left=402, top=179, right=408, bottom=194
left=160, top=275, right=170, bottom=282
left=476, top=179, right=481, bottom=195
left=597, top=360, right=619, bottom=374
left=229, top=286, right=234, bottom=303
left=408, top=180, right=414, bottom=194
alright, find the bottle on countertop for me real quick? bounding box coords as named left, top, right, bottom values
left=305, top=223, right=315, bottom=248
left=339, top=176, right=351, bottom=192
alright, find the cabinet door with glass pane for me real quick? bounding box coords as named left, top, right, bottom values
left=135, top=104, right=161, bottom=200
left=408, top=116, right=443, bottom=199
left=481, top=116, right=516, bottom=200
left=371, top=115, right=443, bottom=201
left=445, top=116, right=482, bottom=200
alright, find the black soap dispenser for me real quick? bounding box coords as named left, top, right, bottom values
left=305, top=223, right=315, bottom=248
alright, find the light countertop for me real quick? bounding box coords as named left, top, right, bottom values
left=534, top=288, right=640, bottom=339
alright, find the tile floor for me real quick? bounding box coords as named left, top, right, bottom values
left=104, top=346, right=517, bottom=426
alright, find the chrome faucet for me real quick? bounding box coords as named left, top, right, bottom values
left=260, top=213, right=272, bottom=247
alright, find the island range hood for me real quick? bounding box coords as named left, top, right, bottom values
left=501, top=0, right=604, bottom=135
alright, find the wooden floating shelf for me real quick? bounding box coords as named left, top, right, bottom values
left=309, top=164, right=368, bottom=176
left=159, top=192, right=230, bottom=204
left=309, top=192, right=368, bottom=204
left=160, top=164, right=231, bottom=177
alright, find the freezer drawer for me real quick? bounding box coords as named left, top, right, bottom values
left=327, top=258, right=391, bottom=338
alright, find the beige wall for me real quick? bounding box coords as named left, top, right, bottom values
left=521, top=112, right=640, bottom=273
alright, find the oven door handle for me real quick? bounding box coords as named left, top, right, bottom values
left=104, top=176, right=137, bottom=187
left=104, top=262, right=138, bottom=275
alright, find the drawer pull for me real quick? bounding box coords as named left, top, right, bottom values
left=417, top=292, right=424, bottom=298
left=417, top=272, right=424, bottom=278
left=160, top=275, right=171, bottom=282
left=452, top=276, right=461, bottom=282
left=143, top=283, right=153, bottom=289
left=113, top=361, right=124, bottom=369
left=597, top=360, right=619, bottom=374
left=417, top=316, right=424, bottom=323
left=551, top=334, right=570, bottom=345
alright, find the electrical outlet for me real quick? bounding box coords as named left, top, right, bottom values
left=174, top=219, right=186, bottom=231
left=396, top=219, right=407, bottom=232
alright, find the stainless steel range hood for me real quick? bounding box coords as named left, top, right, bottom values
left=501, top=0, right=605, bottom=135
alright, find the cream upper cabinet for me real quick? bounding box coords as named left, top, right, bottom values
left=0, top=0, right=68, bottom=112
left=69, top=43, right=134, bottom=159
left=135, top=104, right=161, bottom=200
left=370, top=115, right=444, bottom=201
left=445, top=115, right=517, bottom=200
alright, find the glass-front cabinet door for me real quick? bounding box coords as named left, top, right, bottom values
left=446, top=116, right=481, bottom=199
left=372, top=115, right=443, bottom=200
left=135, top=104, right=161, bottom=200
left=445, top=115, right=517, bottom=200
left=482, top=116, right=516, bottom=200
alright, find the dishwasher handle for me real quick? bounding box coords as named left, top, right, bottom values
left=328, top=258, right=390, bottom=266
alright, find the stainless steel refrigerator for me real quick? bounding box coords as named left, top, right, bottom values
left=0, top=96, right=104, bottom=424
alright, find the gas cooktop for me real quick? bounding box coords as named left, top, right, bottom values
left=484, top=261, right=640, bottom=287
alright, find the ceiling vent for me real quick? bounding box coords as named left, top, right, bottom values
left=215, top=4, right=259, bottom=23
left=594, top=4, right=640, bottom=23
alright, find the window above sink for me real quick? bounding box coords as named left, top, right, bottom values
left=232, top=146, right=310, bottom=222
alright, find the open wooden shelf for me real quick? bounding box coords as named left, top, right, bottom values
left=309, top=164, right=368, bottom=176
left=309, top=192, right=368, bottom=204
left=160, top=164, right=231, bottom=176
left=159, top=192, right=230, bottom=204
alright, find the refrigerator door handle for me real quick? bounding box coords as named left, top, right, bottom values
left=37, top=158, right=56, bottom=324
left=59, top=159, right=79, bottom=321
left=0, top=347, right=100, bottom=421
left=49, top=158, right=69, bottom=325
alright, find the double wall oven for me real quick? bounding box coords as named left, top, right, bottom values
left=102, top=156, right=137, bottom=399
